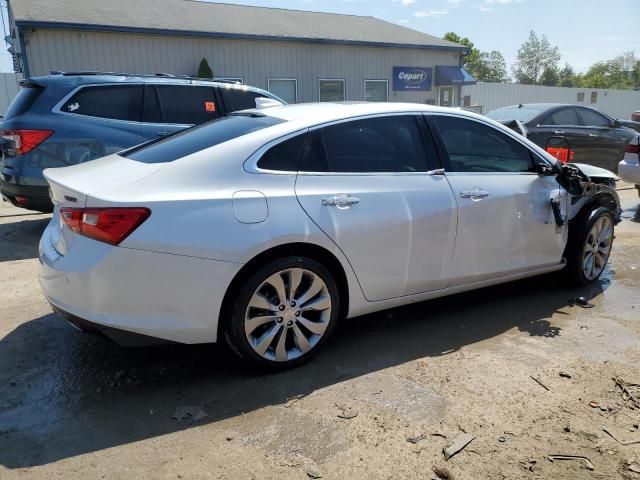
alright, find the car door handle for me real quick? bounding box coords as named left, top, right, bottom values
left=322, top=194, right=360, bottom=208
left=554, top=130, right=565, bottom=135
left=460, top=189, right=490, bottom=199
left=588, top=133, right=599, bottom=138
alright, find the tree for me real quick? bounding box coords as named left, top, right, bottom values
left=540, top=66, right=559, bottom=86
left=443, top=32, right=507, bottom=82
left=197, top=57, right=213, bottom=79
left=558, top=63, right=577, bottom=87
left=512, top=31, right=561, bottom=84
left=580, top=51, right=639, bottom=89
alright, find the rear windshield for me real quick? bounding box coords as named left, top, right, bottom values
left=123, top=114, right=284, bottom=164
left=4, top=87, right=43, bottom=120
left=486, top=106, right=546, bottom=123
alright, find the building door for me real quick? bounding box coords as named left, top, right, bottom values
left=439, top=87, right=454, bottom=107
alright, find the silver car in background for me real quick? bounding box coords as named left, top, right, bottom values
left=39, top=103, right=621, bottom=369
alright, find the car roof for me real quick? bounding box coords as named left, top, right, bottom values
left=249, top=102, right=480, bottom=127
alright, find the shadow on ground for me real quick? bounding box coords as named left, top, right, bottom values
left=0, top=215, right=50, bottom=262
left=0, top=269, right=606, bottom=469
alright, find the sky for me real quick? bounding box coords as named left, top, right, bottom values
left=0, top=0, right=637, bottom=73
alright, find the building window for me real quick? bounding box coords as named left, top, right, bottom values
left=590, top=92, right=598, bottom=103
left=319, top=79, right=345, bottom=102
left=364, top=80, right=388, bottom=102
left=267, top=78, right=297, bottom=104
left=577, top=92, right=585, bottom=102
left=214, top=77, right=244, bottom=85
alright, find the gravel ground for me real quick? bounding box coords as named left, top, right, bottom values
left=0, top=185, right=639, bottom=480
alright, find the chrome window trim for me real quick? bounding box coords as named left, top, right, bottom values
left=243, top=128, right=309, bottom=175
left=267, top=78, right=298, bottom=104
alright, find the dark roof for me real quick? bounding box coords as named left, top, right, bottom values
left=10, top=0, right=467, bottom=51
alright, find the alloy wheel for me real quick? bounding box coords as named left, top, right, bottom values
left=244, top=268, right=332, bottom=362
left=582, top=215, right=613, bottom=281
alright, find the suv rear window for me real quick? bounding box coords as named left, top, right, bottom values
left=123, top=114, right=284, bottom=164
left=63, top=85, right=143, bottom=121
left=221, top=88, right=267, bottom=112
left=144, top=85, right=220, bottom=125
left=4, top=87, right=43, bottom=120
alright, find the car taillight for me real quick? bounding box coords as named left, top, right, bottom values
left=1, top=129, right=53, bottom=155
left=60, top=207, right=151, bottom=245
left=546, top=146, right=575, bottom=164
left=626, top=143, right=639, bottom=154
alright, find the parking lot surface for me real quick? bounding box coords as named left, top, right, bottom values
left=1, top=186, right=639, bottom=479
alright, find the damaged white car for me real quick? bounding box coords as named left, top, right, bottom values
left=39, top=103, right=621, bottom=368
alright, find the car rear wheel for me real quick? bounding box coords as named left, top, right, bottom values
left=566, top=207, right=615, bottom=285
left=224, top=256, right=340, bottom=369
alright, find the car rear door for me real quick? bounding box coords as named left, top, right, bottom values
left=140, top=84, right=221, bottom=140
left=575, top=107, right=629, bottom=172
left=429, top=114, right=567, bottom=286
left=295, top=114, right=458, bottom=301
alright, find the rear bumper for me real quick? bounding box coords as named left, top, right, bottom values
left=0, top=176, right=52, bottom=211
left=619, top=157, right=640, bottom=186
left=39, top=218, right=240, bottom=344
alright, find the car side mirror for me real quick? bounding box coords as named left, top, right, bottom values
left=612, top=119, right=621, bottom=128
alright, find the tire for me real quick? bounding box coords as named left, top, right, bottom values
left=224, top=256, right=340, bottom=370
left=565, top=207, right=615, bottom=285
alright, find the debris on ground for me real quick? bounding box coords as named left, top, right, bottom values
left=613, top=377, right=640, bottom=409
left=284, top=394, right=305, bottom=408
left=336, top=406, right=358, bottom=420
left=603, top=427, right=640, bottom=446
left=498, top=436, right=506, bottom=443
left=568, top=296, right=595, bottom=308
left=443, top=432, right=475, bottom=460
left=626, top=457, right=640, bottom=474
left=172, top=405, right=208, bottom=422
left=547, top=454, right=595, bottom=471
left=590, top=401, right=600, bottom=409
left=530, top=376, right=550, bottom=391
left=306, top=465, right=323, bottom=479
left=407, top=433, right=426, bottom=444
left=559, top=371, right=572, bottom=379
left=432, top=465, right=454, bottom=480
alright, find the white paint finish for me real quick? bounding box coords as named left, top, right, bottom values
left=463, top=82, right=640, bottom=120
left=23, top=29, right=460, bottom=104
left=232, top=190, right=268, bottom=224
left=38, top=103, right=586, bottom=345
left=445, top=173, right=567, bottom=285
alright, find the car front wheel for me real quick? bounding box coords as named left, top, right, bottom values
left=566, top=207, right=615, bottom=285
left=225, top=256, right=340, bottom=369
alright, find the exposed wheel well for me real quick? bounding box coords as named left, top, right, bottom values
left=217, top=243, right=350, bottom=340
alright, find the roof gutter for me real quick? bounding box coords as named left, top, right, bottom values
left=14, top=20, right=470, bottom=52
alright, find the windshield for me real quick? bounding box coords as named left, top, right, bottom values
left=122, top=114, right=284, bottom=164
left=486, top=106, right=546, bottom=123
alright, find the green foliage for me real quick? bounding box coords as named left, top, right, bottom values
left=512, top=31, right=561, bottom=84
left=443, top=32, right=508, bottom=82
left=578, top=51, right=639, bottom=89
left=197, top=57, right=213, bottom=79
left=540, top=66, right=559, bottom=86
left=558, top=63, right=576, bottom=87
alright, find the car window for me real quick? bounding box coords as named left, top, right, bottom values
left=544, top=108, right=579, bottom=126
left=123, top=114, right=284, bottom=164
left=299, top=115, right=432, bottom=173
left=153, top=85, right=219, bottom=125
left=433, top=116, right=533, bottom=173
left=486, top=105, right=545, bottom=123
left=221, top=88, right=266, bottom=112
left=63, top=85, right=143, bottom=122
left=257, top=134, right=306, bottom=171
left=578, top=108, right=611, bottom=127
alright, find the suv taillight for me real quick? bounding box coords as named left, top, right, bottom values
left=1, top=129, right=53, bottom=155
left=60, top=207, right=151, bottom=245
left=626, top=143, right=639, bottom=154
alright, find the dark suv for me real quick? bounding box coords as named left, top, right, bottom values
left=0, top=72, right=283, bottom=211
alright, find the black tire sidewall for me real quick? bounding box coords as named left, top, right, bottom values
left=566, top=207, right=614, bottom=285
left=225, top=256, right=340, bottom=370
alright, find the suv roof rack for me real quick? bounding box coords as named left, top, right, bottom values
left=49, top=71, right=243, bottom=84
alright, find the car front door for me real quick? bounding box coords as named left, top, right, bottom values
left=576, top=107, right=631, bottom=172
left=529, top=107, right=585, bottom=162
left=295, top=114, right=458, bottom=301
left=429, top=114, right=567, bottom=286
left=140, top=84, right=221, bottom=140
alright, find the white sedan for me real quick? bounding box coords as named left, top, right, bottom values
left=39, top=103, right=621, bottom=369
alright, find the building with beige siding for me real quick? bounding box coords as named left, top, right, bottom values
left=6, top=0, right=475, bottom=106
